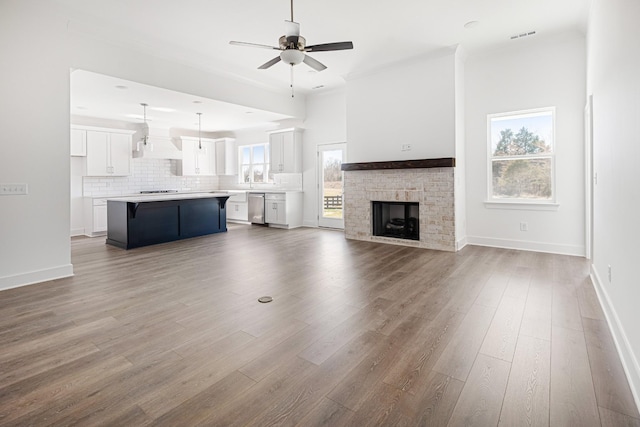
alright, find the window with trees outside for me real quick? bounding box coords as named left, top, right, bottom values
left=239, top=144, right=270, bottom=184
left=488, top=108, right=555, bottom=202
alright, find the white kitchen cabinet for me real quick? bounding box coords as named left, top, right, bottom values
left=215, top=138, right=237, bottom=176
left=70, top=128, right=86, bottom=156
left=227, top=202, right=248, bottom=221
left=178, top=137, right=215, bottom=176
left=269, top=129, right=303, bottom=173
left=264, top=192, right=303, bottom=228
left=85, top=129, right=134, bottom=176
left=265, top=193, right=286, bottom=225
left=83, top=197, right=108, bottom=237
left=226, top=191, right=248, bottom=221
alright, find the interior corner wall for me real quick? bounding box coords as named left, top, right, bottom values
left=465, top=33, right=586, bottom=256
left=587, top=0, right=640, bottom=409
left=454, top=47, right=467, bottom=249
left=345, top=51, right=456, bottom=163
left=0, top=1, right=73, bottom=289
left=302, top=89, right=347, bottom=227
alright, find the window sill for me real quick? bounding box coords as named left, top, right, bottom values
left=484, top=200, right=559, bottom=211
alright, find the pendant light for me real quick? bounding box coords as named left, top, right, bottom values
left=137, top=103, right=153, bottom=152
left=196, top=112, right=205, bottom=152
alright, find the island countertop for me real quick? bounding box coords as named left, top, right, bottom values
left=106, top=192, right=230, bottom=203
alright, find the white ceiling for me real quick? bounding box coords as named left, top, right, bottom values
left=71, top=70, right=292, bottom=131
left=61, top=0, right=590, bottom=132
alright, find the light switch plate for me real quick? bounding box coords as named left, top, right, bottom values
left=0, top=183, right=28, bottom=195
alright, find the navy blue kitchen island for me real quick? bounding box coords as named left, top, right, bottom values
left=105, top=193, right=230, bottom=249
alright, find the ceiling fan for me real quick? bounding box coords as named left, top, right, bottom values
left=229, top=0, right=353, bottom=73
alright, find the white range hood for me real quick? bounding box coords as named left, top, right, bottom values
left=133, top=125, right=182, bottom=160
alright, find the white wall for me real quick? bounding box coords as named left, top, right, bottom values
left=0, top=0, right=307, bottom=290
left=465, top=33, right=586, bottom=256
left=0, top=2, right=73, bottom=289
left=587, top=0, right=640, bottom=408
left=302, top=89, right=347, bottom=226
left=454, top=47, right=467, bottom=249
left=346, top=49, right=456, bottom=163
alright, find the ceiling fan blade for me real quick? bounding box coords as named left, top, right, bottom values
left=229, top=41, right=281, bottom=50
left=303, top=55, right=327, bottom=71
left=305, top=41, right=354, bottom=52
left=284, top=20, right=300, bottom=37
left=258, top=56, right=282, bottom=69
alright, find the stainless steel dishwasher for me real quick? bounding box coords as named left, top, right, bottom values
left=248, top=193, right=265, bottom=224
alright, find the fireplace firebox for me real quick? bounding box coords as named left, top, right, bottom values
left=372, top=201, right=419, bottom=241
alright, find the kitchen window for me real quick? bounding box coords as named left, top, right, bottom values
left=487, top=107, right=556, bottom=207
left=239, top=143, right=270, bottom=184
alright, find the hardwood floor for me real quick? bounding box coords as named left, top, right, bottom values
left=0, top=224, right=638, bottom=426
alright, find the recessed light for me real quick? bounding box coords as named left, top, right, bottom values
left=312, top=85, right=325, bottom=90
left=192, top=100, right=202, bottom=104
left=150, top=107, right=176, bottom=113
left=115, top=85, right=128, bottom=90
left=245, top=111, right=253, bottom=114
left=464, top=20, right=479, bottom=29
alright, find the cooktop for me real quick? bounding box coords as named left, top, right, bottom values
left=140, top=190, right=179, bottom=194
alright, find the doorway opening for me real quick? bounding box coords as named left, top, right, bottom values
left=318, top=143, right=346, bottom=229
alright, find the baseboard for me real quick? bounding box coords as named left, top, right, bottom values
left=0, top=264, right=74, bottom=292
left=456, top=236, right=468, bottom=251
left=303, top=219, right=318, bottom=228
left=70, top=228, right=85, bottom=237
left=466, top=236, right=584, bottom=256
left=590, top=264, right=640, bottom=413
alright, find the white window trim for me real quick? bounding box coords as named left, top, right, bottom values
left=239, top=143, right=271, bottom=184
left=486, top=106, right=558, bottom=209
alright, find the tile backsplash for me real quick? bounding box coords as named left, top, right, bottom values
left=82, top=158, right=303, bottom=197
left=218, top=173, right=303, bottom=191
left=83, top=158, right=219, bottom=197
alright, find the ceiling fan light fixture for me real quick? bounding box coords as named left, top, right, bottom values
left=280, top=49, right=305, bottom=65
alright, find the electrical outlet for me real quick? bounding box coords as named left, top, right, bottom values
left=608, top=265, right=612, bottom=282
left=519, top=222, right=528, bottom=231
left=0, top=183, right=28, bottom=195
left=401, top=144, right=412, bottom=151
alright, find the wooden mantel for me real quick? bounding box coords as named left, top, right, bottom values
left=341, top=158, right=455, bottom=171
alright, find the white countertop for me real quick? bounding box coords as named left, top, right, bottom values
left=107, top=192, right=231, bottom=203
left=224, top=190, right=303, bottom=194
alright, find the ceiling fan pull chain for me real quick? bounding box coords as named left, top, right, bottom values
left=290, top=64, right=295, bottom=98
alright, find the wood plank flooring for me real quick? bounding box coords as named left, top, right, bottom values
left=0, top=224, right=638, bottom=426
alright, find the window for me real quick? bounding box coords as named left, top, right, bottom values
left=488, top=108, right=555, bottom=202
left=239, top=143, right=270, bottom=184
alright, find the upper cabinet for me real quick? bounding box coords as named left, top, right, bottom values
left=215, top=138, right=237, bottom=176
left=177, top=137, right=215, bottom=176
left=84, top=128, right=135, bottom=176
left=269, top=129, right=303, bottom=174
left=70, top=128, right=87, bottom=156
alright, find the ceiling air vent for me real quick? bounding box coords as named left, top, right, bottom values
left=510, top=31, right=536, bottom=40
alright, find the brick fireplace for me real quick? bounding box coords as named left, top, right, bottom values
left=342, top=159, right=456, bottom=251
